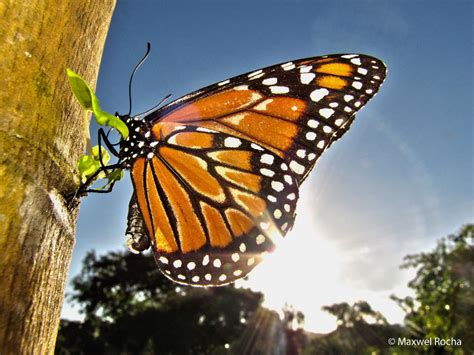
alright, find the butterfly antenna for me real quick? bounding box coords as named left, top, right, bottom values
left=127, top=42, right=151, bottom=116
left=136, top=93, right=173, bottom=118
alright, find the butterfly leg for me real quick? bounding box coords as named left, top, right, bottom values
left=76, top=162, right=123, bottom=194
left=67, top=126, right=126, bottom=204
left=98, top=128, right=120, bottom=159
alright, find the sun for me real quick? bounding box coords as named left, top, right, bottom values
left=236, top=189, right=408, bottom=333
left=236, top=194, right=344, bottom=333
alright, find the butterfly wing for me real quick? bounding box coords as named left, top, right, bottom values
left=149, top=54, right=386, bottom=181
left=130, top=54, right=386, bottom=286
left=130, top=126, right=299, bottom=286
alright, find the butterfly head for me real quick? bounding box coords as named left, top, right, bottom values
left=117, top=113, right=155, bottom=168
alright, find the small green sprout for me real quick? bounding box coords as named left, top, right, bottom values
left=66, top=68, right=129, bottom=139
left=76, top=145, right=124, bottom=189
left=68, top=69, right=126, bottom=191
left=77, top=145, right=110, bottom=183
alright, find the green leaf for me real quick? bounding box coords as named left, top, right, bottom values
left=103, top=169, right=124, bottom=189
left=91, top=145, right=110, bottom=165
left=77, top=146, right=111, bottom=183
left=91, top=96, right=129, bottom=139
left=67, top=68, right=129, bottom=139
left=77, top=155, right=98, bottom=183
left=66, top=68, right=94, bottom=111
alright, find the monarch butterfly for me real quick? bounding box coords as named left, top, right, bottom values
left=78, top=44, right=386, bottom=287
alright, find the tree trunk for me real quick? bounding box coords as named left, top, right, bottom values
left=0, top=1, right=115, bottom=352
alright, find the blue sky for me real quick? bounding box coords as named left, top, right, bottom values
left=63, top=0, right=473, bottom=332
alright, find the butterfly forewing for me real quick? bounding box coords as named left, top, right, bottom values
left=151, top=54, right=386, bottom=182
left=130, top=126, right=299, bottom=286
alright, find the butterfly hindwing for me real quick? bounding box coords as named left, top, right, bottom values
left=130, top=126, right=299, bottom=286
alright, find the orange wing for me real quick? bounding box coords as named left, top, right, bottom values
left=130, top=126, right=299, bottom=286
left=148, top=54, right=386, bottom=182
left=128, top=54, right=386, bottom=286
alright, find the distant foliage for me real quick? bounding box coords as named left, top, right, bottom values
left=304, top=301, right=406, bottom=354
left=57, top=225, right=473, bottom=354
left=56, top=251, right=264, bottom=354
left=391, top=224, right=473, bottom=353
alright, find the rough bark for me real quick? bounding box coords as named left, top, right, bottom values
left=0, top=1, right=115, bottom=353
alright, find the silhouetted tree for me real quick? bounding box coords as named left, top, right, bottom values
left=282, top=305, right=306, bottom=355
left=56, top=251, right=264, bottom=354
left=322, top=301, right=387, bottom=328
left=305, top=301, right=405, bottom=354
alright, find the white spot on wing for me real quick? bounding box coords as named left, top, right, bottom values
left=218, top=79, right=230, bottom=86
left=254, top=99, right=273, bottom=111
left=281, top=62, right=295, bottom=70
left=296, top=149, right=306, bottom=158
left=260, top=168, right=275, bottom=177
left=271, top=181, right=284, bottom=192
left=287, top=193, right=296, bottom=200
left=250, top=72, right=264, bottom=80
left=196, top=127, right=217, bottom=133
left=307, top=119, right=319, bottom=128
left=321, top=112, right=335, bottom=125
left=262, top=77, right=277, bottom=85
left=310, top=88, right=329, bottom=102
left=300, top=65, right=312, bottom=73
left=350, top=58, right=362, bottom=65
left=273, top=209, right=282, bottom=219
left=270, top=86, right=289, bottom=94
left=251, top=143, right=264, bottom=151
left=300, top=73, right=315, bottom=84
left=267, top=195, right=277, bottom=203
left=352, top=81, right=363, bottom=90
left=224, top=137, right=241, bottom=147
left=335, top=118, right=344, bottom=126
left=260, top=154, right=274, bottom=165
left=187, top=262, right=196, bottom=270
left=248, top=69, right=263, bottom=77
left=290, top=161, right=305, bottom=174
